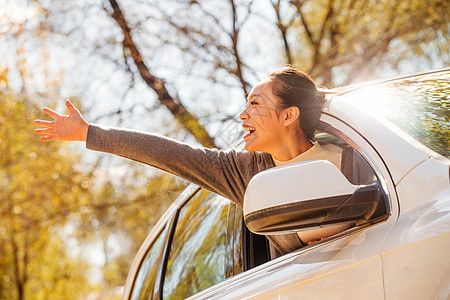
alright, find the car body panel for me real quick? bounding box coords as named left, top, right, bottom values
left=381, top=158, right=450, bottom=299
left=189, top=224, right=390, bottom=300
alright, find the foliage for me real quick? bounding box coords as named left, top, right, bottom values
left=0, top=88, right=93, bottom=299
left=0, top=0, right=449, bottom=298
left=73, top=173, right=185, bottom=291
left=0, top=85, right=184, bottom=299
left=272, top=0, right=450, bottom=86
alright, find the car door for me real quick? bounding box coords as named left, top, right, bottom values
left=190, top=117, right=399, bottom=299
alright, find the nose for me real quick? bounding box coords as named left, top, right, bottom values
left=239, top=106, right=249, bottom=121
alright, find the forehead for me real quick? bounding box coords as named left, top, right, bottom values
left=248, top=79, right=274, bottom=97
left=249, top=79, right=271, bottom=94
left=247, top=79, right=280, bottom=108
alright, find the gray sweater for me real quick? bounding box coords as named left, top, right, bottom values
left=86, top=124, right=303, bottom=254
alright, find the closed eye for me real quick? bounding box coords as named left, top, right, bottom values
left=247, top=100, right=260, bottom=107
left=244, top=100, right=259, bottom=109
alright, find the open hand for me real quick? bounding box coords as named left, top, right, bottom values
left=34, top=100, right=89, bottom=141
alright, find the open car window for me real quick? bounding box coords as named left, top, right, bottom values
left=239, top=126, right=390, bottom=266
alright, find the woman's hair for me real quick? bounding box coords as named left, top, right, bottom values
left=268, top=66, right=326, bottom=140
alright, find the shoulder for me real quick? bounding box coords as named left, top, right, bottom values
left=222, top=149, right=273, bottom=166
left=221, top=149, right=274, bottom=177
left=315, top=142, right=343, bottom=170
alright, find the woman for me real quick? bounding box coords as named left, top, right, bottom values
left=34, top=66, right=349, bottom=255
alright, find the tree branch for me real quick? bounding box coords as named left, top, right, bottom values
left=290, top=0, right=315, bottom=47
left=229, top=0, right=251, bottom=95
left=106, top=0, right=217, bottom=148
left=272, top=0, right=293, bottom=65
left=311, top=0, right=334, bottom=74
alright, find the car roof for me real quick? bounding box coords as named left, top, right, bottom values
left=325, top=67, right=450, bottom=97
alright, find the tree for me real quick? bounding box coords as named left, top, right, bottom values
left=105, top=0, right=218, bottom=148
left=75, top=173, right=186, bottom=292
left=0, top=87, right=93, bottom=299
left=0, top=85, right=186, bottom=299
left=1, top=0, right=449, bottom=297
left=270, top=0, right=450, bottom=86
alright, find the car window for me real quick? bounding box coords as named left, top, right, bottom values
left=341, top=71, right=450, bottom=157
left=162, top=190, right=230, bottom=299
left=225, top=203, right=244, bottom=278
left=130, top=231, right=166, bottom=300
left=233, top=206, right=244, bottom=274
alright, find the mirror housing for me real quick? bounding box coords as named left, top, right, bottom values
left=244, top=160, right=388, bottom=235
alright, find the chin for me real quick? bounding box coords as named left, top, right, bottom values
left=244, top=140, right=262, bottom=152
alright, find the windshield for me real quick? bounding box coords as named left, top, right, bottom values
left=339, top=71, right=450, bottom=158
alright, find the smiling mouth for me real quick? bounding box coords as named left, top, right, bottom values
left=243, top=126, right=256, bottom=138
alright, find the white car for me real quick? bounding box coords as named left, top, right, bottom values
left=122, top=69, right=450, bottom=299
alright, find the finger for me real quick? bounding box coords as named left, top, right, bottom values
left=43, top=107, right=62, bottom=119
left=66, top=99, right=76, bottom=113
left=34, top=120, right=56, bottom=127
left=40, top=135, right=55, bottom=141
left=34, top=128, right=55, bottom=135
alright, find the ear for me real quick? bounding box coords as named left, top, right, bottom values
left=282, top=106, right=300, bottom=127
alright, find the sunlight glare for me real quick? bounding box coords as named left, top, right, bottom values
left=347, top=86, right=394, bottom=118
left=2, top=0, right=38, bottom=23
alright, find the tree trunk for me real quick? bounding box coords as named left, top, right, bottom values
left=107, top=0, right=218, bottom=148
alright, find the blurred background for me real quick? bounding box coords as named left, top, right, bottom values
left=0, top=0, right=448, bottom=299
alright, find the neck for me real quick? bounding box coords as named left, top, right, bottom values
left=271, top=135, right=313, bottom=161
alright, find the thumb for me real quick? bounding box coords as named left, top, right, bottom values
left=66, top=99, right=77, bottom=114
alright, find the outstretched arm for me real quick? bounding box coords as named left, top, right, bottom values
left=34, top=100, right=89, bottom=141
left=34, top=100, right=273, bottom=206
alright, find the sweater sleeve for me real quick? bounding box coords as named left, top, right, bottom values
left=86, top=124, right=273, bottom=206
left=86, top=124, right=305, bottom=255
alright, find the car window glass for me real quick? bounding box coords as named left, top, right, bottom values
left=341, top=71, right=450, bottom=157
left=233, top=207, right=244, bottom=274
left=130, top=231, right=166, bottom=300
left=225, top=203, right=244, bottom=278
left=225, top=203, right=236, bottom=278
left=162, top=190, right=230, bottom=299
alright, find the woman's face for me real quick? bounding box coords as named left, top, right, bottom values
left=239, top=79, right=285, bottom=153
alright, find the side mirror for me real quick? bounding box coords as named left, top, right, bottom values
left=244, top=160, right=388, bottom=235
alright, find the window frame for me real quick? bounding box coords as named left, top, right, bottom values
left=126, top=186, right=239, bottom=300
